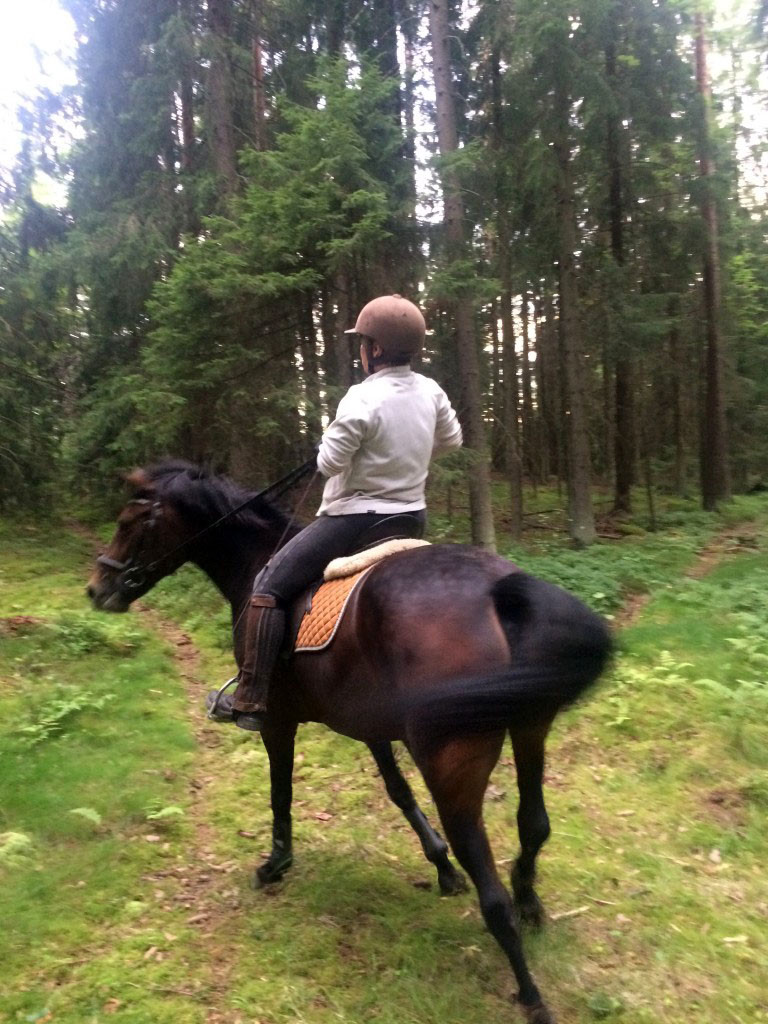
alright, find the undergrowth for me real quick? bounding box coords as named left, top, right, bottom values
left=1, top=492, right=767, bottom=1024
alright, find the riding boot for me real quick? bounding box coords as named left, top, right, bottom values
left=231, top=594, right=286, bottom=732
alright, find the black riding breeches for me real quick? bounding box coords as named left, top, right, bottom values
left=252, top=510, right=426, bottom=604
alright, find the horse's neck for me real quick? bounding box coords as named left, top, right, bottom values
left=190, top=523, right=298, bottom=618
left=191, top=530, right=271, bottom=614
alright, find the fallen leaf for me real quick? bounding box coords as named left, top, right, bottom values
left=314, top=811, right=333, bottom=821
left=103, top=999, right=122, bottom=1014
left=145, top=834, right=161, bottom=843
left=237, top=830, right=257, bottom=839
left=709, top=848, right=722, bottom=864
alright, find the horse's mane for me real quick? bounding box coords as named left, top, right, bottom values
left=132, top=460, right=290, bottom=533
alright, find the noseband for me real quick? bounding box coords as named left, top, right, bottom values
left=96, top=498, right=163, bottom=597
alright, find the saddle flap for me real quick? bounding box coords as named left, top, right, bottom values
left=294, top=567, right=372, bottom=652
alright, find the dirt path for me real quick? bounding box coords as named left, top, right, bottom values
left=74, top=520, right=243, bottom=1023
left=613, top=520, right=761, bottom=629
left=134, top=605, right=242, bottom=1024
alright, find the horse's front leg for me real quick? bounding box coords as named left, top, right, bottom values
left=367, top=741, right=467, bottom=895
left=509, top=723, right=553, bottom=927
left=254, top=719, right=297, bottom=887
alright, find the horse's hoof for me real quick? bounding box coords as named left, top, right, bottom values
left=438, top=868, right=469, bottom=896
left=521, top=1000, right=556, bottom=1024
left=253, top=855, right=293, bottom=888
left=518, top=891, right=546, bottom=928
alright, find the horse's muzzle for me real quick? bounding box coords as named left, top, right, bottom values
left=86, top=581, right=131, bottom=613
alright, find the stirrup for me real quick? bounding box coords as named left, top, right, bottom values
left=206, top=675, right=238, bottom=721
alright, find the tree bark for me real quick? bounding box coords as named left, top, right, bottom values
left=326, top=0, right=346, bottom=57
left=553, top=73, right=596, bottom=546
left=207, top=0, right=238, bottom=195
left=520, top=289, right=535, bottom=483
left=606, top=24, right=635, bottom=514
left=301, top=295, right=323, bottom=441
left=491, top=43, right=522, bottom=537
left=429, top=0, right=496, bottom=550
left=251, top=0, right=267, bottom=151
left=501, top=290, right=523, bottom=540
left=332, top=272, right=353, bottom=392
left=668, top=298, right=687, bottom=496
left=695, top=11, right=730, bottom=509
left=178, top=0, right=196, bottom=172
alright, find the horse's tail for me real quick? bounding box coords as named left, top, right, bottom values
left=407, top=571, right=614, bottom=742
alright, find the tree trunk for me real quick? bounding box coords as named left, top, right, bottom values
left=179, top=0, right=196, bottom=172
left=501, top=290, right=523, bottom=540
left=531, top=293, right=546, bottom=484
left=429, top=0, right=496, bottom=551
left=489, top=298, right=505, bottom=472
left=520, top=289, right=534, bottom=483
left=606, top=24, right=635, bottom=514
left=326, top=0, right=346, bottom=57
left=332, top=272, right=353, bottom=392
left=399, top=4, right=420, bottom=290
left=695, top=11, right=730, bottom=509
left=538, top=292, right=560, bottom=484
left=491, top=43, right=522, bottom=537
left=251, top=0, right=267, bottom=151
left=207, top=0, right=238, bottom=195
left=553, top=74, right=596, bottom=546
left=301, top=296, right=323, bottom=441
left=668, top=298, right=687, bottom=495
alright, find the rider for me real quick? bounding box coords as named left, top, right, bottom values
left=209, top=294, right=463, bottom=731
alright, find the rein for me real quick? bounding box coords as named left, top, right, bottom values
left=97, top=456, right=318, bottom=596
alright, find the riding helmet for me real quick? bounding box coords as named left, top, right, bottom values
left=345, top=294, right=426, bottom=360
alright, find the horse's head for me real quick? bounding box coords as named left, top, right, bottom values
left=86, top=467, right=193, bottom=612
left=87, top=460, right=293, bottom=613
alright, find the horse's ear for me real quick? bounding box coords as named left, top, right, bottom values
left=124, top=468, right=155, bottom=498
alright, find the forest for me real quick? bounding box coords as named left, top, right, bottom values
left=2, top=5, right=768, bottom=1023
left=2, top=0, right=767, bottom=546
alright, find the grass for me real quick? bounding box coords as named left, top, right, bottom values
left=1, top=490, right=767, bottom=1023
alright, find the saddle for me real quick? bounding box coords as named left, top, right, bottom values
left=293, top=538, right=430, bottom=652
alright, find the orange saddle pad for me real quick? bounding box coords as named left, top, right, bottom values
left=294, top=566, right=372, bottom=652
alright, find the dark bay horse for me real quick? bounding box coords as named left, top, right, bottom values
left=87, top=460, right=612, bottom=1024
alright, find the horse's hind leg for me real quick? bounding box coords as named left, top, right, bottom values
left=367, top=741, right=467, bottom=895
left=416, top=734, right=554, bottom=1024
left=509, top=723, right=553, bottom=927
left=254, top=720, right=297, bottom=887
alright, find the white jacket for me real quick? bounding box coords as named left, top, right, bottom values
left=316, top=366, right=463, bottom=515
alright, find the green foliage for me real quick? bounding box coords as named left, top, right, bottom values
left=68, top=806, right=103, bottom=826
left=16, top=685, right=116, bottom=746
left=0, top=832, right=35, bottom=869
left=145, top=803, right=186, bottom=822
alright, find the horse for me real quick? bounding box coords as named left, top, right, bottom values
left=86, top=460, right=613, bottom=1024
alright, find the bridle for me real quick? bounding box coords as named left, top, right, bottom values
left=96, top=456, right=318, bottom=600
left=96, top=497, right=165, bottom=598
